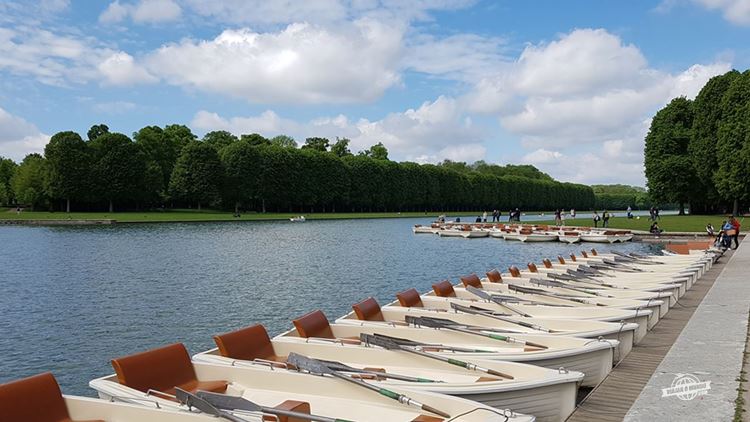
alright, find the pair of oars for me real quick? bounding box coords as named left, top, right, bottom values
left=404, top=315, right=549, bottom=350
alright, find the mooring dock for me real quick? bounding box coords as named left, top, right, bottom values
left=567, top=241, right=748, bottom=421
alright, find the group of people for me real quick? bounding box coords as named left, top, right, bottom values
left=708, top=216, right=742, bottom=250
left=591, top=210, right=611, bottom=228
left=648, top=207, right=661, bottom=221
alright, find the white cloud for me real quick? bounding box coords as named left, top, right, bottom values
left=404, top=33, right=510, bottom=81
left=40, top=0, right=70, bottom=13
left=146, top=20, right=403, bottom=103
left=691, top=0, right=750, bottom=25
left=191, top=95, right=484, bottom=162
left=98, top=52, right=157, bottom=85
left=99, top=0, right=182, bottom=24
left=92, top=100, right=137, bottom=114
left=0, top=107, right=50, bottom=161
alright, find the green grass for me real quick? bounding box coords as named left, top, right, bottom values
left=525, top=214, right=737, bottom=233
left=0, top=208, right=455, bottom=223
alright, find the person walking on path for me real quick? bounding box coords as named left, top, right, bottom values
left=730, top=216, right=742, bottom=249
left=482, top=211, right=487, bottom=223
left=554, top=209, right=562, bottom=226
left=593, top=211, right=600, bottom=228
left=570, top=209, right=576, bottom=219
left=603, top=210, right=610, bottom=228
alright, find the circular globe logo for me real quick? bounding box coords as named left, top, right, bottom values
left=661, top=373, right=711, bottom=401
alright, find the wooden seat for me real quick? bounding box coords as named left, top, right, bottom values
left=262, top=400, right=312, bottom=422
left=569, top=254, right=577, bottom=262
left=214, top=325, right=285, bottom=362
left=0, top=372, right=104, bottom=422
left=485, top=269, right=502, bottom=283
left=542, top=258, right=553, bottom=268
left=508, top=266, right=521, bottom=277
left=581, top=251, right=589, bottom=258
left=590, top=249, right=598, bottom=256
left=292, top=310, right=335, bottom=339
left=557, top=256, right=566, bottom=265
left=352, top=297, right=385, bottom=321
left=396, top=289, right=424, bottom=307
left=431, top=280, right=456, bottom=297
left=527, top=262, right=538, bottom=272
left=111, top=343, right=227, bottom=400
left=459, top=274, right=482, bottom=288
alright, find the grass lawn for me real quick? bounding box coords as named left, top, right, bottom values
left=525, top=214, right=740, bottom=233
left=0, top=208, right=454, bottom=223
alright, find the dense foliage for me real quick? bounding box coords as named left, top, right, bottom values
left=0, top=125, right=595, bottom=212
left=591, top=185, right=652, bottom=210
left=644, top=69, right=750, bottom=215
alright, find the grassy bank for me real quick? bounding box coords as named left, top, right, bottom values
left=0, top=209, right=453, bottom=223
left=525, top=214, right=739, bottom=233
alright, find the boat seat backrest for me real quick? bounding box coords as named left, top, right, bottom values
left=519, top=229, right=533, bottom=234
left=396, top=289, right=424, bottom=307
left=486, top=269, right=502, bottom=283
left=581, top=251, right=589, bottom=258
left=111, top=343, right=200, bottom=394
left=0, top=372, right=103, bottom=422
left=527, top=262, right=538, bottom=272
left=352, top=297, right=385, bottom=321
left=591, top=249, right=598, bottom=256
left=432, top=280, right=456, bottom=297
left=508, top=266, right=521, bottom=277
left=564, top=231, right=578, bottom=236
left=214, top=324, right=277, bottom=362
left=262, top=400, right=311, bottom=422
left=569, top=254, right=577, bottom=262
left=292, top=310, right=335, bottom=339
left=542, top=258, right=552, bottom=268
left=557, top=256, right=566, bottom=265
left=459, top=274, right=482, bottom=288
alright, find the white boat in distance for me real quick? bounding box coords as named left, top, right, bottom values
left=289, top=216, right=306, bottom=222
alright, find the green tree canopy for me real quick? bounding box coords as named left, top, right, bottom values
left=203, top=130, right=239, bottom=151
left=301, top=137, right=330, bottom=152
left=644, top=97, right=695, bottom=214
left=0, top=156, right=17, bottom=205
left=11, top=154, right=46, bottom=210
left=90, top=132, right=147, bottom=212
left=87, top=124, right=109, bottom=141
left=240, top=133, right=271, bottom=147
left=715, top=70, right=750, bottom=215
left=169, top=141, right=224, bottom=209
left=360, top=142, right=389, bottom=160
left=330, top=137, right=352, bottom=157
left=44, top=131, right=90, bottom=212
left=220, top=140, right=262, bottom=212
left=270, top=134, right=297, bottom=148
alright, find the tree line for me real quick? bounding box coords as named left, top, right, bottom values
left=645, top=69, right=750, bottom=215
left=0, top=124, right=596, bottom=213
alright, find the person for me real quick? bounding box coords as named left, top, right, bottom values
left=437, top=214, right=446, bottom=223
left=482, top=211, right=487, bottom=223
left=650, top=222, right=662, bottom=234
left=654, top=207, right=660, bottom=220
left=626, top=206, right=633, bottom=219
left=720, top=220, right=734, bottom=249
left=455, top=216, right=461, bottom=223
left=603, top=210, right=610, bottom=228
left=16, top=206, right=20, bottom=214
left=730, top=216, right=741, bottom=249
left=593, top=211, right=600, bottom=228
left=475, top=215, right=482, bottom=223
left=706, top=223, right=715, bottom=237
left=554, top=209, right=562, bottom=226
left=561, top=210, right=566, bottom=225
left=515, top=208, right=521, bottom=222
left=649, top=207, right=655, bottom=221
left=570, top=209, right=576, bottom=219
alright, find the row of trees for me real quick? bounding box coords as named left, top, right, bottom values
left=591, top=184, right=654, bottom=210
left=0, top=124, right=596, bottom=213
left=645, top=69, right=750, bottom=215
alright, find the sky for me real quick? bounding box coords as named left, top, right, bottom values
left=0, top=0, right=748, bottom=186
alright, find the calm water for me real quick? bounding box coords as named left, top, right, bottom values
left=0, top=218, right=660, bottom=395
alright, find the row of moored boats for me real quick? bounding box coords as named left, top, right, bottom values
left=414, top=223, right=634, bottom=243
left=2, top=245, right=721, bottom=422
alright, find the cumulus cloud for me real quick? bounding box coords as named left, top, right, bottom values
left=98, top=52, right=157, bottom=85
left=691, top=0, right=750, bottom=25
left=99, top=0, right=182, bottom=24
left=191, top=95, right=484, bottom=162
left=92, top=100, right=137, bottom=114
left=0, top=107, right=50, bottom=161
left=145, top=20, right=404, bottom=103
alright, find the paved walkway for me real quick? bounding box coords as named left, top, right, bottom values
left=566, top=248, right=731, bottom=421
left=624, top=241, right=749, bottom=420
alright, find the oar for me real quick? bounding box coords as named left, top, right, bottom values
left=521, top=280, right=609, bottom=306
left=405, top=315, right=549, bottom=350
left=465, top=285, right=535, bottom=316
left=287, top=353, right=451, bottom=419
left=315, top=358, right=441, bottom=383
left=174, top=388, right=248, bottom=422
left=449, top=302, right=553, bottom=332
left=371, top=333, right=495, bottom=353
left=361, top=333, right=515, bottom=379
left=193, top=390, right=351, bottom=422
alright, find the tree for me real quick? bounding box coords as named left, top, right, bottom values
left=203, top=130, right=238, bottom=151
left=11, top=154, right=46, bottom=210
left=221, top=140, right=262, bottom=213
left=0, top=156, right=17, bottom=205
left=301, top=137, right=330, bottom=152
left=689, top=70, right=740, bottom=213
left=163, top=124, right=197, bottom=153
left=87, top=124, right=109, bottom=141
left=169, top=141, right=224, bottom=210
left=644, top=97, right=696, bottom=214
left=134, top=125, right=186, bottom=200
left=90, top=133, right=147, bottom=212
left=241, top=133, right=271, bottom=147
left=270, top=134, right=297, bottom=148
left=360, top=142, right=389, bottom=160
left=44, top=131, right=90, bottom=212
left=715, top=70, right=750, bottom=215
left=330, top=137, right=352, bottom=157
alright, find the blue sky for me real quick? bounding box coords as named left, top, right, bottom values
left=1, top=0, right=748, bottom=185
